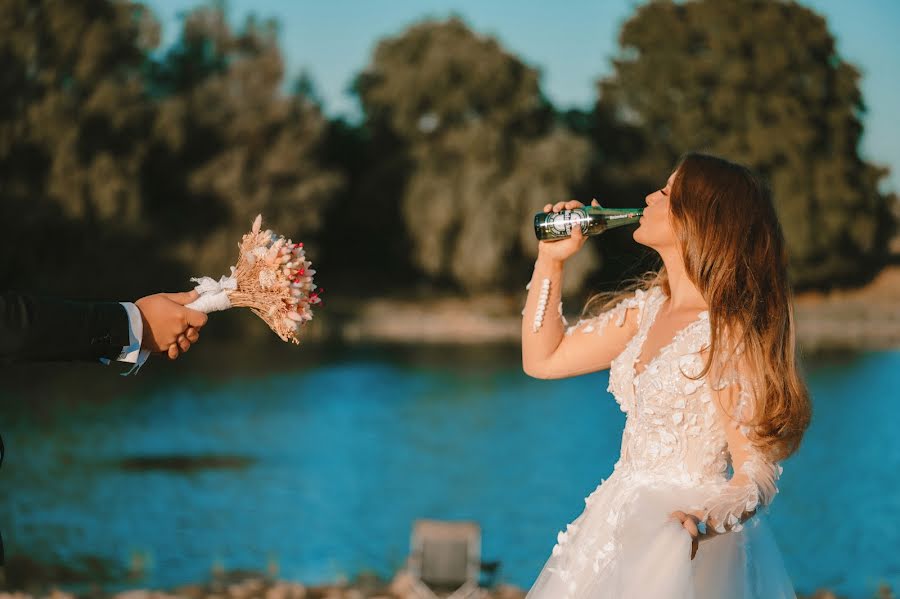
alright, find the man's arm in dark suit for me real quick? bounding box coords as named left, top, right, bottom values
left=0, top=292, right=131, bottom=364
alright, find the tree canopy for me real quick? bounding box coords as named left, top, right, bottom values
left=594, top=0, right=895, bottom=288
left=0, top=1, right=342, bottom=296
left=0, top=0, right=163, bottom=295
left=143, top=6, right=343, bottom=277
left=355, top=18, right=597, bottom=293
left=0, top=0, right=895, bottom=302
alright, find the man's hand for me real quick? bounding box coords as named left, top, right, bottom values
left=135, top=291, right=208, bottom=360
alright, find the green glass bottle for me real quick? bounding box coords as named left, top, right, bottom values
left=534, top=204, right=644, bottom=241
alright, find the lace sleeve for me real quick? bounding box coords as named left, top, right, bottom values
left=563, top=286, right=654, bottom=338
left=698, top=362, right=784, bottom=534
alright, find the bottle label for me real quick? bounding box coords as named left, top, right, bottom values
left=545, top=208, right=588, bottom=237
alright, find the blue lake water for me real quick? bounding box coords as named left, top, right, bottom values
left=1, top=345, right=898, bottom=597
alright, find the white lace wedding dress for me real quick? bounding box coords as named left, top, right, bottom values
left=526, top=285, right=796, bottom=599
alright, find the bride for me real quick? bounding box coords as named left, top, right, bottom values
left=521, top=152, right=811, bottom=598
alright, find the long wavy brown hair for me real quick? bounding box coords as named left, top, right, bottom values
left=584, top=152, right=811, bottom=462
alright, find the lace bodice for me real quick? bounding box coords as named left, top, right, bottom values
left=565, top=285, right=783, bottom=533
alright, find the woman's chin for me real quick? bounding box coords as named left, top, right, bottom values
left=632, top=229, right=655, bottom=249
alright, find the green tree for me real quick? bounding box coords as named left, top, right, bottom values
left=355, top=18, right=596, bottom=294
left=594, top=0, right=895, bottom=288
left=0, top=0, right=166, bottom=295
left=0, top=1, right=342, bottom=300
left=144, top=5, right=344, bottom=277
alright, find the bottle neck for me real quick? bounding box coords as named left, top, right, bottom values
left=587, top=207, right=642, bottom=230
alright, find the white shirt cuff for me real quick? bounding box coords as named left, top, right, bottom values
left=117, top=302, right=144, bottom=363
left=100, top=302, right=151, bottom=375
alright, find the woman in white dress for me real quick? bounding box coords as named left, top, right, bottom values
left=521, top=152, right=812, bottom=598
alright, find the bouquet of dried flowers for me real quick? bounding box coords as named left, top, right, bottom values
left=185, top=215, right=321, bottom=344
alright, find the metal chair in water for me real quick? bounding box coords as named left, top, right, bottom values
left=406, top=519, right=500, bottom=599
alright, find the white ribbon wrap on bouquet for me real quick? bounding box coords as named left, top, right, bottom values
left=186, top=268, right=238, bottom=313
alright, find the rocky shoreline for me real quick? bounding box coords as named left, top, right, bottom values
left=0, top=571, right=894, bottom=599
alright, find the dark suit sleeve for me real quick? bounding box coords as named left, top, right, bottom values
left=0, top=292, right=131, bottom=364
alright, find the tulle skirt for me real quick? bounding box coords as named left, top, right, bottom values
left=526, top=468, right=796, bottom=599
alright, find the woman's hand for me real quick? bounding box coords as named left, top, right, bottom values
left=537, top=199, right=600, bottom=263
left=670, top=510, right=702, bottom=560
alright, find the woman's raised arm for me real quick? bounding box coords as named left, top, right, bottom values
left=521, top=209, right=647, bottom=379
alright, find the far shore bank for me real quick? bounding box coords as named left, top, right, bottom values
left=2, top=266, right=897, bottom=392
left=324, top=266, right=900, bottom=353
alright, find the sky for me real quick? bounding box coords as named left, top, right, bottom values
left=147, top=0, right=900, bottom=194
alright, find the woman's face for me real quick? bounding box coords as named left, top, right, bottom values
left=633, top=170, right=679, bottom=250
